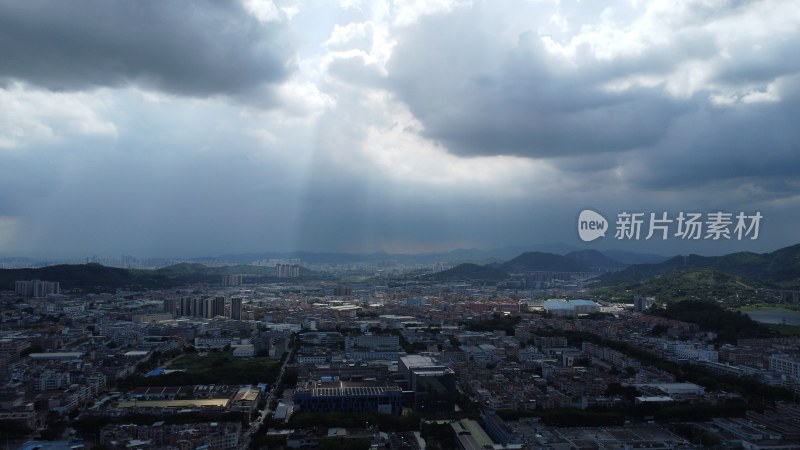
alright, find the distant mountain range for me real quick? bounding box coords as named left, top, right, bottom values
left=0, top=243, right=668, bottom=268
left=199, top=243, right=584, bottom=265
left=0, top=262, right=314, bottom=293
left=563, top=249, right=627, bottom=270
left=0, top=247, right=643, bottom=291
left=494, top=251, right=593, bottom=273
left=596, top=243, right=800, bottom=289
left=425, top=243, right=800, bottom=293
left=425, top=250, right=627, bottom=282
left=596, top=249, right=667, bottom=265
left=423, top=263, right=510, bottom=283
left=2, top=244, right=798, bottom=294
left=203, top=244, right=664, bottom=266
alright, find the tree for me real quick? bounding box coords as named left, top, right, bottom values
left=21, top=344, right=43, bottom=357
left=650, top=324, right=669, bottom=336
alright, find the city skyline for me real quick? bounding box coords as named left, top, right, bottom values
left=1, top=0, right=799, bottom=259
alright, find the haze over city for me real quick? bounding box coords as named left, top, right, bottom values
left=1, top=0, right=799, bottom=259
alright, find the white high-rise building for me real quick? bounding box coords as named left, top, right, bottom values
left=15, top=280, right=60, bottom=297
left=276, top=263, right=301, bottom=278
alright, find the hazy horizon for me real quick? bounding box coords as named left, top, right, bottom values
left=4, top=240, right=800, bottom=265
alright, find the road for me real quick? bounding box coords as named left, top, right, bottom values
left=240, top=345, right=294, bottom=449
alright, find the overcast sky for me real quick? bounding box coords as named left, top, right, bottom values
left=1, top=0, right=799, bottom=259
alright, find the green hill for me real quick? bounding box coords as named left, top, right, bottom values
left=0, top=262, right=313, bottom=293
left=0, top=263, right=157, bottom=292
left=423, top=251, right=602, bottom=283
left=424, top=263, right=509, bottom=282
left=593, top=268, right=768, bottom=305
left=565, top=249, right=626, bottom=269
left=651, top=300, right=776, bottom=342
left=148, top=263, right=278, bottom=283
left=596, top=243, right=800, bottom=289
left=498, top=251, right=591, bottom=273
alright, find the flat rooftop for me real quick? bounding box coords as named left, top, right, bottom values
left=400, top=354, right=439, bottom=368
left=545, top=425, right=694, bottom=449
left=116, top=399, right=230, bottom=408
left=28, top=352, right=83, bottom=359
left=298, top=380, right=401, bottom=397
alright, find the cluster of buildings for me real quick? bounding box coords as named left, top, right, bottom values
left=541, top=299, right=600, bottom=317
left=2, top=269, right=800, bottom=449
left=0, top=282, right=301, bottom=449
left=526, top=311, right=800, bottom=391
left=14, top=280, right=61, bottom=298
left=291, top=339, right=457, bottom=417
left=275, top=264, right=301, bottom=278
left=115, top=384, right=264, bottom=416
left=100, top=421, right=242, bottom=449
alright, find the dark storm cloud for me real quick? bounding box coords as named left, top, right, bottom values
left=383, top=9, right=694, bottom=158
left=376, top=0, right=800, bottom=203
left=625, top=90, right=800, bottom=194
left=0, top=0, right=294, bottom=97
left=553, top=153, right=621, bottom=174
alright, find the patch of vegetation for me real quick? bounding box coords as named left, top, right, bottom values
left=0, top=263, right=158, bottom=293
left=596, top=244, right=800, bottom=289
left=423, top=263, right=508, bottom=283
left=650, top=300, right=776, bottom=343
left=462, top=313, right=521, bottom=336
left=498, top=251, right=590, bottom=273
left=118, top=351, right=280, bottom=388
left=669, top=423, right=722, bottom=447
left=764, top=323, right=800, bottom=336
left=0, top=261, right=318, bottom=293
left=421, top=422, right=456, bottom=450
left=740, top=303, right=800, bottom=313
left=593, top=269, right=770, bottom=306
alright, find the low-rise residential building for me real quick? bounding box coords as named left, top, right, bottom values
left=769, top=354, right=800, bottom=379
